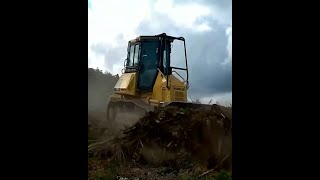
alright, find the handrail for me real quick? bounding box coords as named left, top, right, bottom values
left=164, top=36, right=189, bottom=89
left=172, top=70, right=186, bottom=83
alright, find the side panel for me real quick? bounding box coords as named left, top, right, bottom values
left=153, top=69, right=187, bottom=103
left=113, top=72, right=137, bottom=96
left=168, top=75, right=187, bottom=102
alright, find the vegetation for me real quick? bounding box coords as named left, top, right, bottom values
left=88, top=68, right=119, bottom=113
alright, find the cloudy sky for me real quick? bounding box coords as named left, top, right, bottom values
left=88, top=0, right=232, bottom=105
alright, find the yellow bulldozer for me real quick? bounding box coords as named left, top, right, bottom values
left=101, top=33, right=232, bottom=168
left=106, top=33, right=228, bottom=129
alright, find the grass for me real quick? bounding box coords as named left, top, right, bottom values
left=216, top=170, right=232, bottom=180
left=179, top=170, right=232, bottom=180
left=89, top=158, right=120, bottom=180
left=89, top=156, right=232, bottom=180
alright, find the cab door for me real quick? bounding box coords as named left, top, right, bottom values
left=137, top=41, right=160, bottom=91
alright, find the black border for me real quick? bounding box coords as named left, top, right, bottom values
left=233, top=0, right=318, bottom=179
left=3, top=0, right=88, bottom=179
left=232, top=1, right=278, bottom=178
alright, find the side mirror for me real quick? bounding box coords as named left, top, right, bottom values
left=124, top=59, right=128, bottom=67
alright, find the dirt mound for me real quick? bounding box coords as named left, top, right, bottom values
left=89, top=104, right=232, bottom=175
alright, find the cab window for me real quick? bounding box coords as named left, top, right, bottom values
left=128, top=45, right=134, bottom=66
left=133, top=44, right=140, bottom=66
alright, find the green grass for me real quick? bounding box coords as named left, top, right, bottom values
left=216, top=170, right=232, bottom=180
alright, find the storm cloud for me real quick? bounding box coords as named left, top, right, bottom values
left=134, top=1, right=232, bottom=98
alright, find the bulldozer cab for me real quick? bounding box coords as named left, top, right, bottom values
left=124, top=33, right=189, bottom=91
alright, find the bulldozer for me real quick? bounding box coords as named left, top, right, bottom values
left=106, top=33, right=230, bottom=130
left=100, top=33, right=232, bottom=170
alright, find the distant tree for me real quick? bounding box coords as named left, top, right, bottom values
left=88, top=67, right=120, bottom=112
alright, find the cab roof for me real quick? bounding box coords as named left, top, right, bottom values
left=129, top=33, right=185, bottom=44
